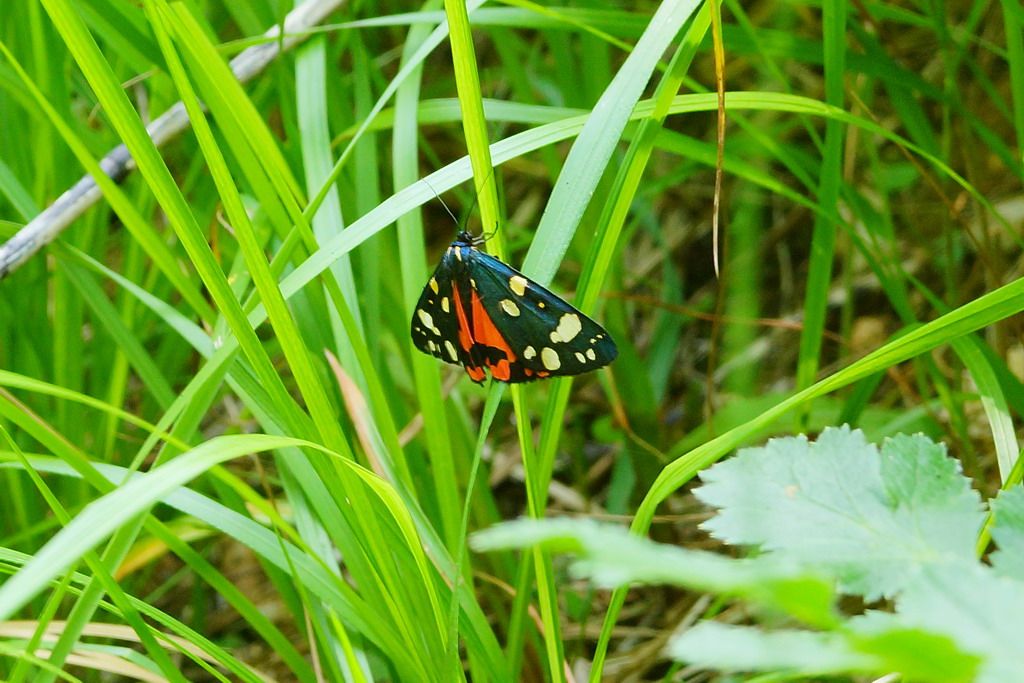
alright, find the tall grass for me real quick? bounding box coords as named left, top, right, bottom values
left=1, top=0, right=1021, bottom=681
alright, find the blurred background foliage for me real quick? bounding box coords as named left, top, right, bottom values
left=0, top=0, right=1022, bottom=680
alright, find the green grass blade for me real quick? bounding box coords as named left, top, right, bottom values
left=795, top=0, right=846, bottom=399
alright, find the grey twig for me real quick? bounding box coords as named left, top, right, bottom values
left=0, top=0, right=344, bottom=280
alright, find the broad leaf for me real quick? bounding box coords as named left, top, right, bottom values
left=667, top=623, right=878, bottom=674
left=694, top=426, right=984, bottom=598
left=472, top=517, right=836, bottom=625
left=892, top=564, right=1024, bottom=683
left=989, top=486, right=1024, bottom=579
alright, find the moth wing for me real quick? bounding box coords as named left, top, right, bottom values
left=409, top=255, right=472, bottom=369
left=468, top=252, right=618, bottom=381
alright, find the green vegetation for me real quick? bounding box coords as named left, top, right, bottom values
left=0, top=0, right=1021, bottom=681
left=477, top=428, right=1024, bottom=681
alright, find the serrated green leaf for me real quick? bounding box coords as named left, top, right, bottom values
left=849, top=614, right=979, bottom=682
left=990, top=487, right=1024, bottom=579
left=695, top=426, right=984, bottom=599
left=667, top=623, right=879, bottom=674
left=878, top=433, right=985, bottom=557
left=895, top=564, right=1024, bottom=683
left=471, top=518, right=837, bottom=626
left=879, top=434, right=974, bottom=506
left=670, top=618, right=979, bottom=682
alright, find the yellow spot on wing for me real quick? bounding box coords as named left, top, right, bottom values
left=417, top=309, right=440, bottom=335
left=586, top=348, right=596, bottom=361
left=541, top=347, right=561, bottom=371
left=523, top=345, right=536, bottom=359
left=445, top=340, right=458, bottom=362
left=441, top=297, right=450, bottom=313
left=500, top=299, right=521, bottom=317
left=549, top=313, right=582, bottom=343
left=429, top=277, right=439, bottom=294
left=509, top=275, right=528, bottom=296
left=575, top=352, right=586, bottom=363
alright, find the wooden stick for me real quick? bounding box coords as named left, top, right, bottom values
left=0, top=0, right=343, bottom=279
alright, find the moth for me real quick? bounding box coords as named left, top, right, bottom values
left=410, top=230, right=617, bottom=383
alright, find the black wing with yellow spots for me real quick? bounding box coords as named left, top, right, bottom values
left=410, top=231, right=617, bottom=384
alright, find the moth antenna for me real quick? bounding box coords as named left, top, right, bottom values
left=422, top=177, right=461, bottom=227
left=478, top=224, right=498, bottom=244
